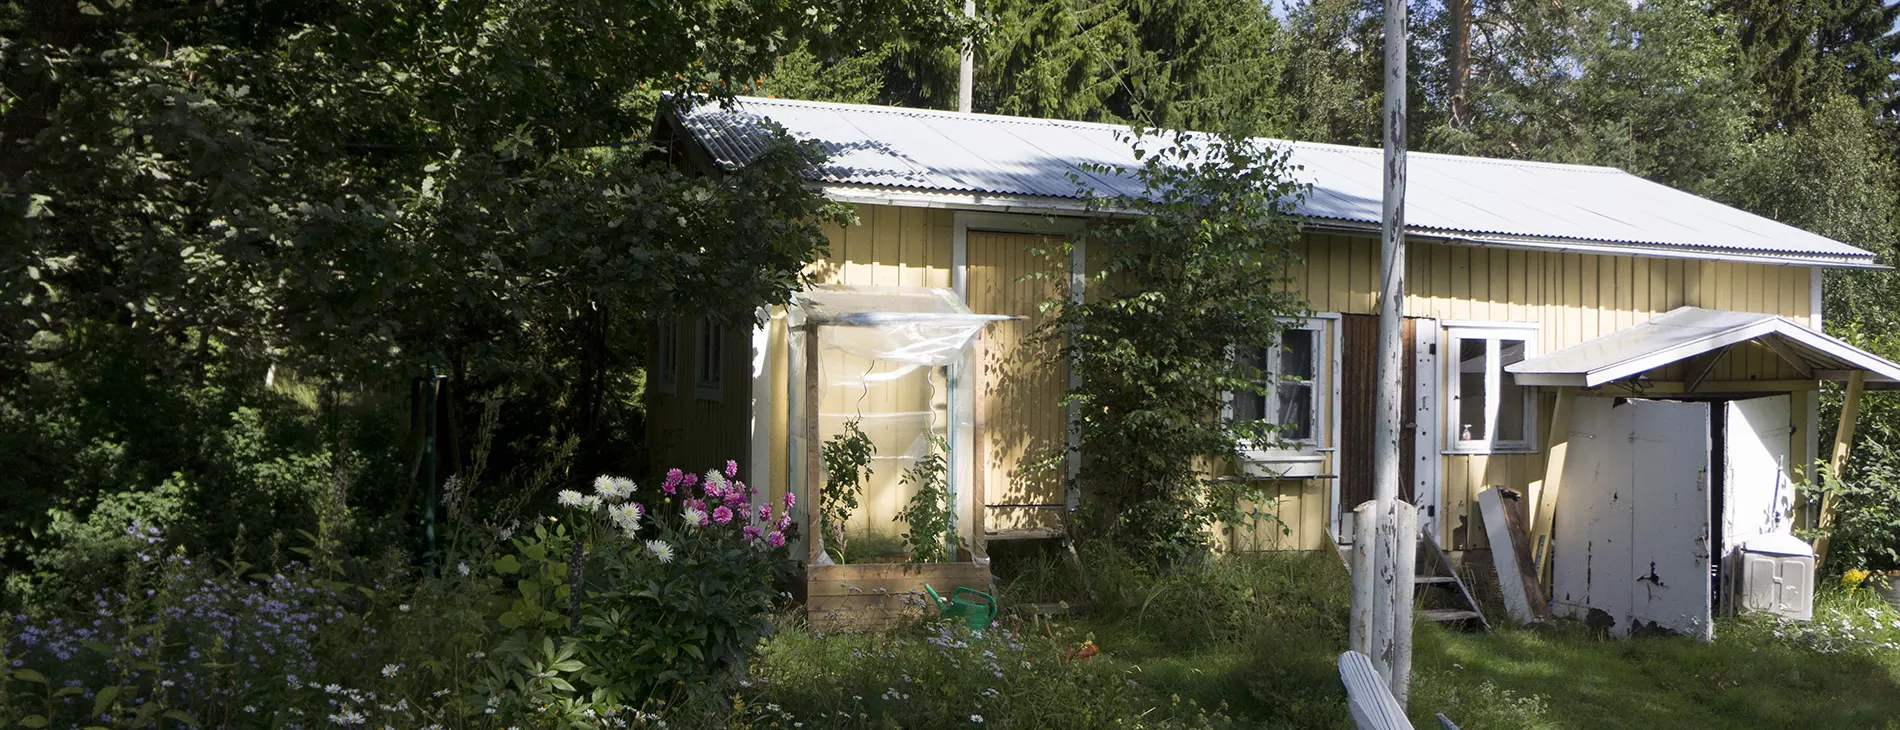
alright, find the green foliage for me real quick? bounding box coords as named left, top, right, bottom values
left=1052, top=129, right=1308, bottom=561
left=486, top=467, right=798, bottom=702
left=1803, top=427, right=1900, bottom=573
left=893, top=434, right=959, bottom=563
left=711, top=616, right=1240, bottom=729
left=821, top=419, right=877, bottom=563
left=0, top=462, right=796, bottom=727
left=0, top=0, right=974, bottom=597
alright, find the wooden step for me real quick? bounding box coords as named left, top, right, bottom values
left=1415, top=575, right=1458, bottom=585
left=1419, top=609, right=1485, bottom=623
left=984, top=527, right=1066, bottom=542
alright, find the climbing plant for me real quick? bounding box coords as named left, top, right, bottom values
left=820, top=419, right=877, bottom=563
left=1050, top=128, right=1309, bottom=564
left=895, top=434, right=959, bottom=563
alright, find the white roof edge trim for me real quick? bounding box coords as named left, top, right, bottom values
left=1506, top=308, right=1900, bottom=387
left=821, top=185, right=1884, bottom=269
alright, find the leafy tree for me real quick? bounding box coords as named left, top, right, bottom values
left=1052, top=130, right=1308, bottom=561
left=0, top=0, right=970, bottom=597
left=763, top=0, right=1290, bottom=135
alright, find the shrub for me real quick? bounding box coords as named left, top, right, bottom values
left=0, top=461, right=796, bottom=728
left=1051, top=129, right=1309, bottom=562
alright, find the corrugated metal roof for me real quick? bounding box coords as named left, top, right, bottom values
left=1507, top=307, right=1900, bottom=388
left=674, top=96, right=1880, bottom=267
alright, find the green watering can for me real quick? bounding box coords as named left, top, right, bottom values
left=924, top=584, right=997, bottom=633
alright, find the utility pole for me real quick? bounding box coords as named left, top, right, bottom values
left=958, top=0, right=975, bottom=113
left=1349, top=0, right=1417, bottom=708
left=1447, top=0, right=1471, bottom=127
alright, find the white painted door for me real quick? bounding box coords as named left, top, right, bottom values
left=1551, top=397, right=1712, bottom=639
left=1628, top=400, right=1712, bottom=641
left=1723, top=395, right=1795, bottom=558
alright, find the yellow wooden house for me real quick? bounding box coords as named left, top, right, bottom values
left=645, top=96, right=1900, bottom=632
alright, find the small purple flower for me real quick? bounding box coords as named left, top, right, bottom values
left=682, top=472, right=699, bottom=489
left=712, top=506, right=734, bottom=525
left=743, top=525, right=761, bottom=541
left=725, top=460, right=739, bottom=478
left=778, top=515, right=793, bottom=531
left=784, top=492, right=796, bottom=510
left=663, top=468, right=683, bottom=494
left=757, top=504, right=772, bottom=522
left=766, top=531, right=786, bottom=548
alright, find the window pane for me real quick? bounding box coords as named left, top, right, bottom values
left=1234, top=392, right=1267, bottom=422
left=1279, top=329, right=1315, bottom=380
left=1497, top=339, right=1527, bottom=441
left=1458, top=339, right=1487, bottom=441
left=1276, top=382, right=1313, bottom=440
left=1234, top=346, right=1269, bottom=422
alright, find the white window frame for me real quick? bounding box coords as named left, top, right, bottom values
left=653, top=319, right=679, bottom=396
left=1443, top=322, right=1539, bottom=454
left=694, top=318, right=724, bottom=402
left=1229, top=314, right=1341, bottom=478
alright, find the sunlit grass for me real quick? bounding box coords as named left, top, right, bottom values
left=744, top=549, right=1900, bottom=729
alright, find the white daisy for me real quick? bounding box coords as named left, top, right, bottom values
left=609, top=503, right=642, bottom=532
left=683, top=506, right=707, bottom=527
left=593, top=475, right=636, bottom=500
left=647, top=540, right=676, bottom=563
left=556, top=489, right=586, bottom=508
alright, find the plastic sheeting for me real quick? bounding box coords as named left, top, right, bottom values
left=785, top=285, right=1014, bottom=564
left=791, top=286, right=1014, bottom=366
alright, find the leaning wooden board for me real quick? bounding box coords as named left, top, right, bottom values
left=1478, top=487, right=1549, bottom=624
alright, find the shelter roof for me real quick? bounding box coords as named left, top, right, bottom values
left=1508, top=307, right=1900, bottom=389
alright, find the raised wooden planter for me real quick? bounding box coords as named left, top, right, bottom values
left=804, top=561, right=990, bottom=632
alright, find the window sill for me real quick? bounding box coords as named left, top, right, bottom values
left=1442, top=447, right=1539, bottom=456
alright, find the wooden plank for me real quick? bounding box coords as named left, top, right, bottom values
left=1478, top=487, right=1548, bottom=624
left=1528, top=387, right=1575, bottom=580
left=1339, top=651, right=1414, bottom=730
left=1815, top=369, right=1866, bottom=566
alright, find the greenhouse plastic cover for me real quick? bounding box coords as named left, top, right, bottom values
left=790, top=285, right=1016, bottom=366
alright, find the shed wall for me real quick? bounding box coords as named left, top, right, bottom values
left=741, top=206, right=1820, bottom=554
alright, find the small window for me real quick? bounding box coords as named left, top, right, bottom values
left=695, top=318, right=724, bottom=401
left=1236, top=327, right=1318, bottom=443
left=1446, top=324, right=1537, bottom=453
left=653, top=320, right=679, bottom=395
left=1230, top=317, right=1334, bottom=478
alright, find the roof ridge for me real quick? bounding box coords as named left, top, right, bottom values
left=729, top=95, right=1628, bottom=176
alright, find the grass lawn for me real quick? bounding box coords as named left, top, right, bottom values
left=737, top=549, right=1900, bottom=729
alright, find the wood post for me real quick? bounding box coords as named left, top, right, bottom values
left=956, top=0, right=974, bottom=114
left=1527, top=387, right=1575, bottom=582
left=1348, top=500, right=1417, bottom=705
left=804, top=327, right=824, bottom=567
left=1814, top=369, right=1865, bottom=567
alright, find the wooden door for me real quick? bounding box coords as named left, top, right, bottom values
left=1552, top=397, right=1713, bottom=639
left=1338, top=315, right=1417, bottom=510
left=966, top=232, right=1068, bottom=531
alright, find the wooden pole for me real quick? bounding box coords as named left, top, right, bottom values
left=1352, top=0, right=1415, bottom=705
left=957, top=0, right=975, bottom=113
left=805, top=326, right=824, bottom=567
left=1814, top=369, right=1865, bottom=567
left=1527, top=386, right=1575, bottom=582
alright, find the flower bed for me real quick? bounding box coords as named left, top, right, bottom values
left=0, top=462, right=796, bottom=728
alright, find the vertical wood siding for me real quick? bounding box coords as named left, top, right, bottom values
left=684, top=205, right=1820, bottom=554
left=750, top=205, right=957, bottom=538
left=967, top=232, right=1069, bottom=531
left=646, top=316, right=755, bottom=480
left=1260, top=233, right=1819, bottom=551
